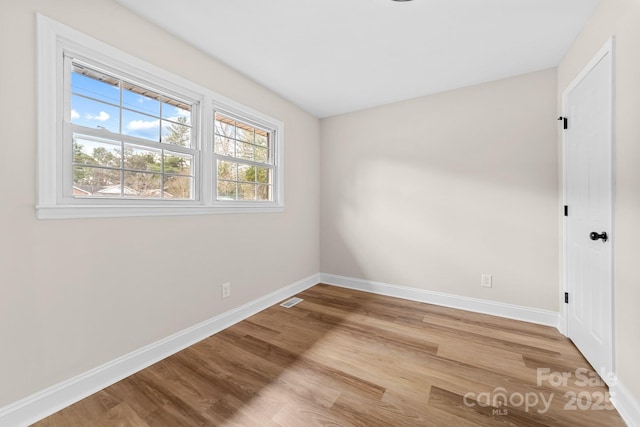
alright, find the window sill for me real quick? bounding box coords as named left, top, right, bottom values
left=35, top=204, right=284, bottom=220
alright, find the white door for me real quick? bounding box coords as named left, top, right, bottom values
left=563, top=38, right=614, bottom=381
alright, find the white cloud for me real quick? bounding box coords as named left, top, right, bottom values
left=85, top=111, right=110, bottom=121
left=96, top=111, right=110, bottom=121
left=127, top=119, right=160, bottom=131
left=165, top=106, right=190, bottom=118
left=71, top=109, right=80, bottom=120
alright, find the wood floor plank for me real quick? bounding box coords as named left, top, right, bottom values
left=34, top=284, right=627, bottom=426
left=94, top=402, right=151, bottom=427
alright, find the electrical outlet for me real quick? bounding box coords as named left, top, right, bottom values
left=222, top=282, right=231, bottom=299
left=481, top=274, right=492, bottom=288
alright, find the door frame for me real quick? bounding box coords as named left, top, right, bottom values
left=560, top=37, right=615, bottom=383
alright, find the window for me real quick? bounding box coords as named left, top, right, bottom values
left=69, top=61, right=196, bottom=201
left=214, top=113, right=273, bottom=202
left=37, top=15, right=283, bottom=219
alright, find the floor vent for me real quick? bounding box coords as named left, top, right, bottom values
left=280, top=297, right=303, bottom=308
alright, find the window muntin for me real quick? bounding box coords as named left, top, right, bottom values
left=214, top=113, right=273, bottom=202
left=68, top=59, right=196, bottom=200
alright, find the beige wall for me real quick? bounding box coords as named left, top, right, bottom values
left=320, top=69, right=559, bottom=311
left=4, top=0, right=637, bottom=416
left=0, top=0, right=319, bottom=406
left=558, top=0, right=640, bottom=405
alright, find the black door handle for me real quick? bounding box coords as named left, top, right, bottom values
left=590, top=231, right=608, bottom=242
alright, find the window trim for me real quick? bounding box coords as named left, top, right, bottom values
left=36, top=14, right=284, bottom=219
left=212, top=102, right=284, bottom=208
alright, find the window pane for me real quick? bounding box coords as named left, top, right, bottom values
left=122, top=110, right=160, bottom=142
left=124, top=171, right=162, bottom=197
left=124, top=145, right=161, bottom=172
left=237, top=163, right=252, bottom=182
left=215, top=135, right=234, bottom=156
left=162, top=101, right=191, bottom=126
left=71, top=65, right=119, bottom=105
left=73, top=137, right=121, bottom=168
left=215, top=117, right=235, bottom=138
left=164, top=175, right=192, bottom=199
left=73, top=166, right=121, bottom=195
left=71, top=95, right=120, bottom=133
left=217, top=160, right=237, bottom=180
left=255, top=167, right=270, bottom=184
left=236, top=142, right=254, bottom=161
left=122, top=87, right=160, bottom=116
left=161, top=120, right=191, bottom=147
left=255, top=147, right=269, bottom=164
left=236, top=125, right=253, bottom=143
left=238, top=183, right=256, bottom=200
left=255, top=130, right=268, bottom=147
left=164, top=152, right=192, bottom=176
left=257, top=184, right=271, bottom=201
left=238, top=165, right=269, bottom=183
left=217, top=180, right=236, bottom=200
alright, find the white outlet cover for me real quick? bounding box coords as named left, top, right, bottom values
left=481, top=274, right=492, bottom=288
left=222, top=282, right=231, bottom=298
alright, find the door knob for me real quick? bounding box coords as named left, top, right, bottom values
left=590, top=231, right=608, bottom=242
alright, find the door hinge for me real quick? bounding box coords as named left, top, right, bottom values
left=564, top=205, right=568, bottom=217
left=564, top=292, right=569, bottom=304
left=558, top=116, right=568, bottom=129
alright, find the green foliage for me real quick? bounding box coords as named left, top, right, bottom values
left=123, top=147, right=161, bottom=172
left=72, top=116, right=192, bottom=198
left=73, top=141, right=120, bottom=187
left=244, top=166, right=269, bottom=184
left=165, top=155, right=188, bottom=174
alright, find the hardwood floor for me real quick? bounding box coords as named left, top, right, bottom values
left=35, top=284, right=626, bottom=426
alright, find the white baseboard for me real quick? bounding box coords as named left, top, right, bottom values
left=556, top=313, right=567, bottom=336
left=5, top=272, right=636, bottom=427
left=319, top=273, right=559, bottom=327
left=612, top=380, right=640, bottom=427
left=0, top=274, right=319, bottom=427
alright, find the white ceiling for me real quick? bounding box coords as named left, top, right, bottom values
left=115, top=0, right=599, bottom=118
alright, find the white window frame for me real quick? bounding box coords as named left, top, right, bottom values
left=63, top=55, right=202, bottom=206
left=212, top=102, right=284, bottom=208
left=36, top=14, right=284, bottom=219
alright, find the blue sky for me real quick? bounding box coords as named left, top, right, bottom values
left=71, top=71, right=190, bottom=143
